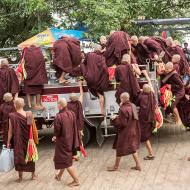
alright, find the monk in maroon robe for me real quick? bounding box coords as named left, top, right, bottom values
left=81, top=45, right=109, bottom=115
left=0, top=93, right=15, bottom=145
left=166, top=37, right=190, bottom=76
left=136, top=84, right=157, bottom=160
left=0, top=59, right=19, bottom=105
left=53, top=98, right=80, bottom=187
left=162, top=62, right=185, bottom=127
left=105, top=31, right=130, bottom=66
left=7, top=98, right=38, bottom=183
left=107, top=92, right=141, bottom=171
left=115, top=54, right=140, bottom=104
left=22, top=45, right=48, bottom=109
left=52, top=36, right=82, bottom=83
left=172, top=54, right=181, bottom=75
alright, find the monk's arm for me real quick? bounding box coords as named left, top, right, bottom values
left=132, top=64, right=141, bottom=76
left=7, top=119, right=13, bottom=147
left=78, top=80, right=84, bottom=104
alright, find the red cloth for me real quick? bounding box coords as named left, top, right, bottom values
left=112, top=102, right=140, bottom=156
left=53, top=107, right=80, bottom=169
left=53, top=37, right=82, bottom=78
left=9, top=112, right=35, bottom=172
left=81, top=51, right=109, bottom=97
left=0, top=65, right=19, bottom=105
left=105, top=31, right=130, bottom=66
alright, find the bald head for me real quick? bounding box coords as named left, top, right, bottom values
left=14, top=98, right=25, bottom=110
left=166, top=37, right=173, bottom=47
left=110, top=30, right=116, bottom=36
left=139, top=36, right=148, bottom=43
left=172, top=54, right=180, bottom=63
left=100, top=36, right=107, bottom=45
left=1, top=58, right=9, bottom=67
left=70, top=93, right=78, bottom=102
left=58, top=98, right=67, bottom=110
left=165, top=62, right=174, bottom=73
left=143, top=84, right=151, bottom=93
left=3, top=93, right=13, bottom=102
left=121, top=54, right=131, bottom=64
left=120, top=92, right=130, bottom=103
left=94, top=44, right=102, bottom=51
left=131, top=35, right=138, bottom=46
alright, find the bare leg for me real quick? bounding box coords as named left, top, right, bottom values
left=26, top=94, right=32, bottom=108
left=98, top=93, right=105, bottom=116
left=66, top=167, right=80, bottom=187
left=55, top=169, right=65, bottom=181
left=59, top=72, right=69, bottom=84
left=31, top=172, right=37, bottom=180
left=131, top=152, right=141, bottom=171
left=33, top=94, right=44, bottom=110
left=16, top=172, right=23, bottom=183
left=107, top=156, right=121, bottom=171
left=144, top=140, right=155, bottom=160
left=173, top=107, right=182, bottom=126
left=78, top=80, right=84, bottom=104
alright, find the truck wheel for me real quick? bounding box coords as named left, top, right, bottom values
left=82, top=124, right=91, bottom=147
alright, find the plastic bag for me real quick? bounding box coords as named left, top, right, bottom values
left=0, top=147, right=14, bottom=172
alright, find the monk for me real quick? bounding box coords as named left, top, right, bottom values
left=105, top=31, right=130, bottom=66
left=100, top=35, right=107, bottom=50
left=52, top=36, right=82, bottom=84
left=7, top=98, right=38, bottom=183
left=22, top=45, right=48, bottom=110
left=171, top=54, right=181, bottom=75
left=130, top=36, right=153, bottom=89
left=0, top=93, right=15, bottom=146
left=136, top=84, right=157, bottom=160
left=166, top=37, right=189, bottom=75
left=161, top=62, right=185, bottom=126
left=81, top=44, right=109, bottom=115
left=52, top=98, right=80, bottom=187
left=0, top=58, right=19, bottom=105
left=115, top=54, right=140, bottom=104
left=107, top=92, right=141, bottom=171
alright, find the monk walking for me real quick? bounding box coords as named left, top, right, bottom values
left=52, top=36, right=82, bottom=84
left=161, top=62, right=185, bottom=127
left=81, top=44, right=109, bottom=115
left=53, top=98, right=80, bottom=187
left=7, top=98, right=38, bottom=183
left=115, top=54, right=140, bottom=104
left=22, top=45, right=48, bottom=110
left=136, top=84, right=157, bottom=160
left=0, top=93, right=15, bottom=146
left=0, top=58, right=19, bottom=105
left=108, top=92, right=141, bottom=171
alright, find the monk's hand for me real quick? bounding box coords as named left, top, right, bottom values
left=52, top=136, right=56, bottom=142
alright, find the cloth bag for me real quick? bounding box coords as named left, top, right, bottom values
left=0, top=147, right=14, bottom=172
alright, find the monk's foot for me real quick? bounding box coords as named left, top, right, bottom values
left=144, top=156, right=155, bottom=160
left=15, top=178, right=22, bottom=183
left=59, top=79, right=70, bottom=84
left=31, top=174, right=38, bottom=180
left=33, top=105, right=45, bottom=111
left=55, top=174, right=61, bottom=181
left=187, top=157, right=190, bottom=161
left=131, top=166, right=141, bottom=171
left=107, top=166, right=118, bottom=172
left=67, top=180, right=80, bottom=187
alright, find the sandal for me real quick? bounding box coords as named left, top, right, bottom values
left=144, top=156, right=155, bottom=160
left=107, top=166, right=118, bottom=172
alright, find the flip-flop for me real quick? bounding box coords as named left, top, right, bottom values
left=144, top=156, right=155, bottom=160
left=107, top=166, right=118, bottom=172
left=131, top=166, right=141, bottom=171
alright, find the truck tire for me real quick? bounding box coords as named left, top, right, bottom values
left=82, top=124, right=91, bottom=147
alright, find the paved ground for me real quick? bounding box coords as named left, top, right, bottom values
left=0, top=124, right=190, bottom=190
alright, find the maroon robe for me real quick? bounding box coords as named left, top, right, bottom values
left=53, top=37, right=82, bottom=78
left=54, top=107, right=80, bottom=169
left=9, top=112, right=35, bottom=172
left=0, top=101, right=15, bottom=145
left=67, top=101, right=84, bottom=131
left=136, top=92, right=156, bottom=142
left=81, top=51, right=109, bottom=97
left=23, top=46, right=48, bottom=94
left=177, top=87, right=190, bottom=128
left=0, top=65, right=19, bottom=105
left=115, top=62, right=140, bottom=104
left=162, top=70, right=185, bottom=108
left=166, top=46, right=189, bottom=75
left=105, top=31, right=130, bottom=66
left=112, top=102, right=140, bottom=157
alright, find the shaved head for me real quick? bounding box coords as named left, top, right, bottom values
left=166, top=37, right=173, bottom=47
left=110, top=30, right=116, bottom=35
left=100, top=36, right=107, bottom=44
left=14, top=98, right=25, bottom=110
left=131, top=35, right=138, bottom=46
left=122, top=54, right=131, bottom=63
left=172, top=54, right=180, bottom=63
left=70, top=93, right=78, bottom=101
left=3, top=93, right=13, bottom=102
left=58, top=98, right=67, bottom=109
left=1, top=58, right=9, bottom=66
left=120, top=92, right=130, bottom=103
left=165, top=62, right=174, bottom=73
left=143, top=84, right=151, bottom=93
left=94, top=44, right=102, bottom=51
